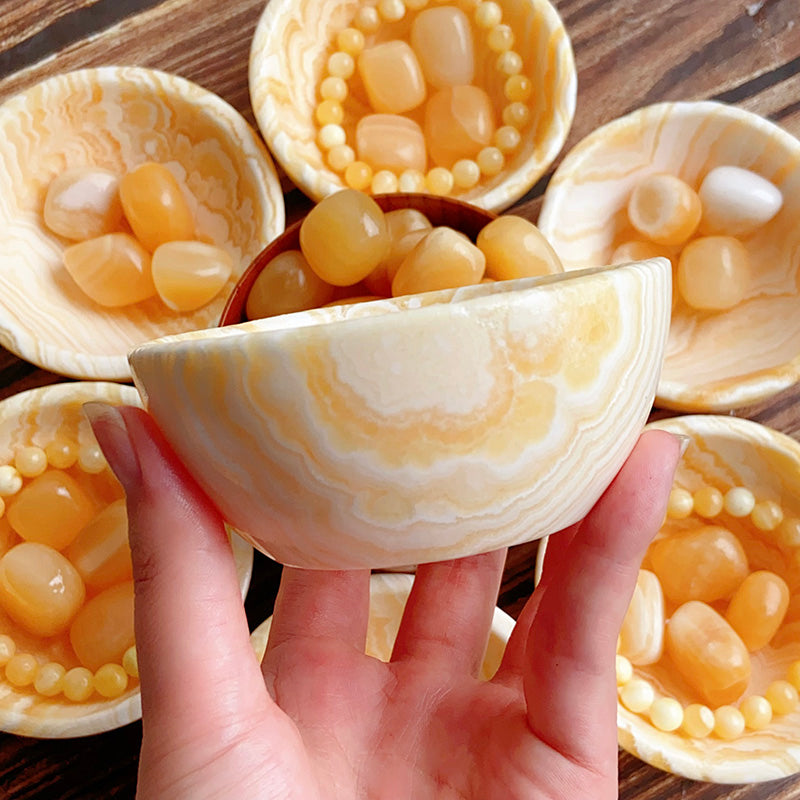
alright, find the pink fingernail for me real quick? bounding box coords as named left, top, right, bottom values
left=674, top=433, right=691, bottom=457
left=83, top=402, right=142, bottom=491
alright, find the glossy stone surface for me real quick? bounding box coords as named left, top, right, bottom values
left=358, top=41, right=426, bottom=114
left=410, top=6, right=475, bottom=89
left=355, top=114, right=427, bottom=174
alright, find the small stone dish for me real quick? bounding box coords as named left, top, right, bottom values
left=0, top=66, right=285, bottom=381
left=0, top=381, right=254, bottom=738
left=248, top=0, right=576, bottom=211
left=538, top=101, right=800, bottom=412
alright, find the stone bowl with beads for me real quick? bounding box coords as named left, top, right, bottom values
left=0, top=66, right=285, bottom=382
left=248, top=0, right=576, bottom=211
left=538, top=100, right=800, bottom=413
left=0, top=382, right=253, bottom=738
left=126, top=190, right=672, bottom=571
left=614, top=414, right=800, bottom=783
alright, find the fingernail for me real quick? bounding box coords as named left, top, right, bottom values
left=83, top=402, right=141, bottom=491
left=674, top=433, right=691, bottom=457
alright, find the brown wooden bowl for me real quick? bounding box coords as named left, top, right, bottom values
left=219, top=193, right=497, bottom=326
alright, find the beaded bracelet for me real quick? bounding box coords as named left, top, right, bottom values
left=617, top=482, right=800, bottom=739
left=315, top=0, right=530, bottom=196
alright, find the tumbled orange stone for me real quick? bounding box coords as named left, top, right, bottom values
left=410, top=6, right=475, bottom=89
left=424, top=85, right=495, bottom=168
left=69, top=581, right=135, bottom=671
left=649, top=525, right=749, bottom=604
left=476, top=216, right=564, bottom=281
left=666, top=600, right=751, bottom=706
left=299, top=190, right=390, bottom=286
left=43, top=167, right=123, bottom=241
left=151, top=241, right=233, bottom=312
left=356, top=114, right=427, bottom=174
left=7, top=469, right=96, bottom=551
left=246, top=250, right=336, bottom=319
left=0, top=542, right=85, bottom=637
left=725, top=570, right=789, bottom=651
left=62, top=233, right=156, bottom=307
left=119, top=162, right=194, bottom=252
left=677, top=236, right=751, bottom=311
left=358, top=40, right=427, bottom=114
left=64, top=499, right=132, bottom=592
left=392, top=226, right=485, bottom=296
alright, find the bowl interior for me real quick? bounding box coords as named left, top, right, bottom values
left=620, top=415, right=800, bottom=783
left=249, top=0, right=576, bottom=211
left=220, top=192, right=497, bottom=325
left=538, top=101, right=800, bottom=411
left=0, top=67, right=285, bottom=380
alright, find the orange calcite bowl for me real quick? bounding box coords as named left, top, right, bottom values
left=619, top=415, right=800, bottom=783
left=0, top=67, right=285, bottom=381
left=248, top=0, right=576, bottom=211
left=128, top=192, right=670, bottom=569
left=538, top=101, right=800, bottom=412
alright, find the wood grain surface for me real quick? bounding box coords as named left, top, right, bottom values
left=1, top=0, right=799, bottom=797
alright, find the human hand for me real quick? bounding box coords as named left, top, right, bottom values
left=86, top=404, right=680, bottom=800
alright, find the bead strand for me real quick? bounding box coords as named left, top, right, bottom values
left=315, top=0, right=528, bottom=196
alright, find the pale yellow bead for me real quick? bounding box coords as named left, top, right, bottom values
left=766, top=680, right=799, bottom=714
left=667, top=487, right=693, bottom=519
left=6, top=653, right=37, bottom=687
left=336, top=27, right=365, bottom=56
left=318, top=123, right=347, bottom=151
left=15, top=446, right=47, bottom=478
left=320, top=76, right=348, bottom=102
left=123, top=646, right=139, bottom=678
left=477, top=147, right=504, bottom=176
left=487, top=23, right=514, bottom=53
left=693, top=485, right=723, bottom=518
left=78, top=443, right=106, bottom=473
left=650, top=697, right=684, bottom=732
left=327, top=51, right=355, bottom=79
left=94, top=663, right=129, bottom=698
left=371, top=170, right=399, bottom=194
left=504, top=74, right=532, bottom=102
left=316, top=100, right=344, bottom=126
left=714, top=706, right=745, bottom=739
left=788, top=661, right=800, bottom=691
left=475, top=1, right=502, bottom=28
left=354, top=6, right=381, bottom=33
left=619, top=677, right=655, bottom=713
left=616, top=654, right=633, bottom=686
left=494, top=125, right=521, bottom=153
left=751, top=500, right=784, bottom=531
left=328, top=144, right=356, bottom=172
left=502, top=102, right=530, bottom=129
left=0, top=465, right=22, bottom=496
left=778, top=517, right=800, bottom=547
left=0, top=634, right=16, bottom=666
left=741, top=695, right=773, bottom=730
left=496, top=50, right=523, bottom=75
left=398, top=169, right=426, bottom=193
left=724, top=487, right=756, bottom=517
left=682, top=704, right=714, bottom=738
left=378, top=0, right=405, bottom=21
left=452, top=159, right=481, bottom=189
left=45, top=438, right=78, bottom=469
left=426, top=167, right=454, bottom=196
left=345, top=161, right=373, bottom=191
left=63, top=667, right=94, bottom=702
left=34, top=662, right=66, bottom=697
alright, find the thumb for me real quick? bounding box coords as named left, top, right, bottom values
left=84, top=403, right=269, bottom=744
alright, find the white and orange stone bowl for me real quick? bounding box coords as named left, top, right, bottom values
left=0, top=67, right=285, bottom=381
left=0, top=381, right=254, bottom=737
left=248, top=0, right=576, bottom=212
left=128, top=244, right=671, bottom=570
left=619, top=415, right=800, bottom=782
left=252, top=571, right=515, bottom=677
left=538, top=101, right=800, bottom=412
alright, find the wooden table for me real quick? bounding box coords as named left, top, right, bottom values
left=0, top=0, right=799, bottom=797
